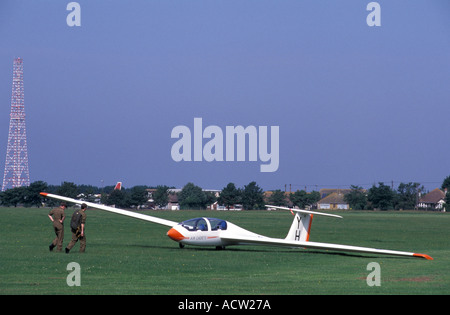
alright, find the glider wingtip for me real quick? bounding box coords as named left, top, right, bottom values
left=40, top=192, right=48, bottom=196
left=413, top=253, right=433, bottom=260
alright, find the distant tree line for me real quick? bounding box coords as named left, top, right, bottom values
left=344, top=182, right=424, bottom=210
left=173, top=181, right=267, bottom=210
left=1, top=176, right=449, bottom=211
left=345, top=177, right=450, bottom=210
left=0, top=180, right=269, bottom=210
left=216, top=181, right=265, bottom=210
left=0, top=181, right=152, bottom=208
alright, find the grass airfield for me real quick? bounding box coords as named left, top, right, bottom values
left=1, top=207, right=449, bottom=295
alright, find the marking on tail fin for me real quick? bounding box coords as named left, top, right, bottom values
left=286, top=212, right=314, bottom=242
left=306, top=214, right=313, bottom=241
left=294, top=215, right=301, bottom=241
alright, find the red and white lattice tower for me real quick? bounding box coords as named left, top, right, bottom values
left=1, top=57, right=30, bottom=191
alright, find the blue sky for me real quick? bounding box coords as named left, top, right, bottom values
left=0, top=1, right=449, bottom=191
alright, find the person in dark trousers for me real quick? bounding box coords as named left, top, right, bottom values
left=65, top=203, right=87, bottom=253
left=48, top=202, right=66, bottom=252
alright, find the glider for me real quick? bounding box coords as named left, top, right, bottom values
left=40, top=192, right=433, bottom=260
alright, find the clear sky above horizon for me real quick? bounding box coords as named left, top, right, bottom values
left=0, top=1, right=449, bottom=192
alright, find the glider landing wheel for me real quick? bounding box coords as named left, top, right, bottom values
left=179, top=243, right=185, bottom=249
left=215, top=246, right=225, bottom=250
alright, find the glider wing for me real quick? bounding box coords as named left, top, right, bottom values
left=265, top=205, right=343, bottom=218
left=221, top=234, right=433, bottom=260
left=40, top=192, right=178, bottom=228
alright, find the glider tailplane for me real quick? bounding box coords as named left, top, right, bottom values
left=285, top=212, right=313, bottom=242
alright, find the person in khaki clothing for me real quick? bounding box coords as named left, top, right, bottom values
left=48, top=202, right=66, bottom=252
left=65, top=203, right=87, bottom=253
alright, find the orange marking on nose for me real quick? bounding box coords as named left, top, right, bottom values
left=167, top=228, right=186, bottom=242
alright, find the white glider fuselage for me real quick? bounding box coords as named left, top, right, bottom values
left=167, top=217, right=266, bottom=247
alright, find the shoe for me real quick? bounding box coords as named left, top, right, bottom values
left=49, top=244, right=55, bottom=252
left=65, top=248, right=70, bottom=254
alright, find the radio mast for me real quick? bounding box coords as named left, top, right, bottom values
left=2, top=57, right=30, bottom=191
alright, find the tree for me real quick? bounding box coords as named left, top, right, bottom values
left=395, top=182, right=422, bottom=210
left=241, top=181, right=264, bottom=210
left=153, top=185, right=170, bottom=208
left=1, top=186, right=26, bottom=207
left=178, top=182, right=208, bottom=209
left=204, top=191, right=217, bottom=208
left=444, top=191, right=450, bottom=212
left=344, top=185, right=368, bottom=210
left=442, top=176, right=450, bottom=211
left=56, top=182, right=79, bottom=198
left=306, top=191, right=321, bottom=208
left=289, top=190, right=307, bottom=208
left=1, top=182, right=49, bottom=207
left=289, top=190, right=320, bottom=209
left=368, top=182, right=394, bottom=210
left=105, top=189, right=129, bottom=208
left=441, top=176, right=450, bottom=191
left=128, top=186, right=148, bottom=208
left=218, top=183, right=241, bottom=210
left=268, top=190, right=287, bottom=207
left=24, top=181, right=48, bottom=207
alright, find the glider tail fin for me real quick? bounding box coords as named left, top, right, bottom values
left=285, top=213, right=313, bottom=242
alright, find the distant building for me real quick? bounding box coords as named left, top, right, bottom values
left=319, top=189, right=352, bottom=199
left=418, top=188, right=446, bottom=210
left=317, top=192, right=349, bottom=210
left=167, top=193, right=180, bottom=210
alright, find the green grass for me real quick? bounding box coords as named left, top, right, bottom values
left=1, top=208, right=449, bottom=294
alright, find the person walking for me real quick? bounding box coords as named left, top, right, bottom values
left=48, top=202, right=66, bottom=252
left=65, top=203, right=87, bottom=253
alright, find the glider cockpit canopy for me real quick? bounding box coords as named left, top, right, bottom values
left=180, top=217, right=227, bottom=232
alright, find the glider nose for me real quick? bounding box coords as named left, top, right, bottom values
left=167, top=228, right=185, bottom=242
